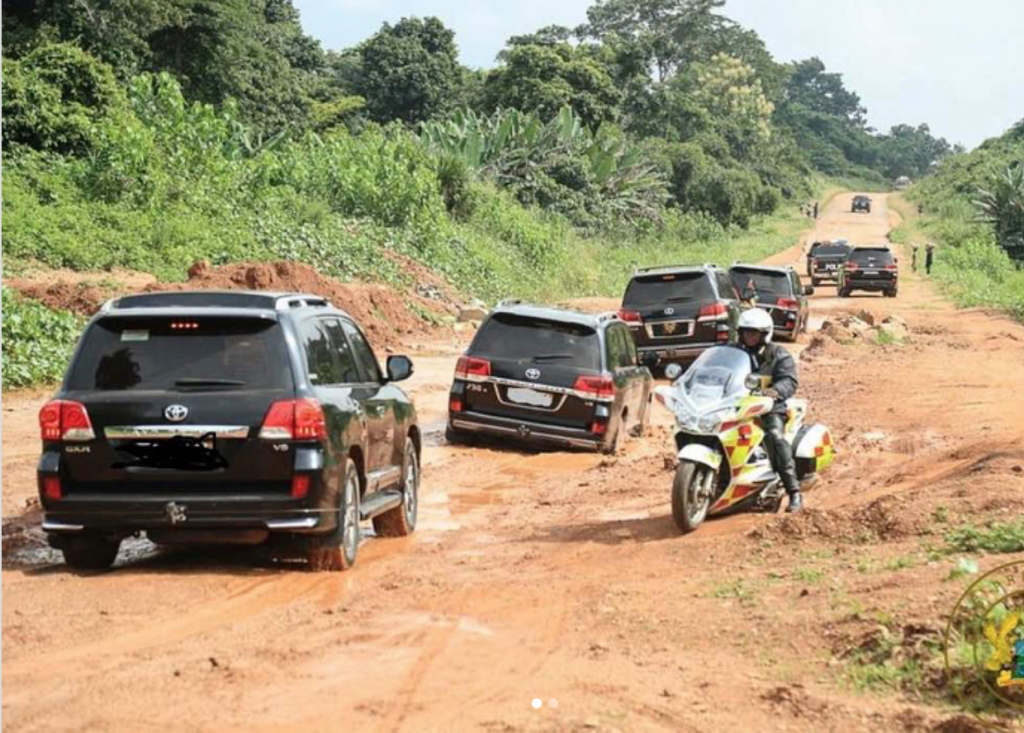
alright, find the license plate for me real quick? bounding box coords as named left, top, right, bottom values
left=824, top=263, right=838, bottom=270
left=864, top=270, right=879, bottom=275
left=507, top=387, right=553, bottom=408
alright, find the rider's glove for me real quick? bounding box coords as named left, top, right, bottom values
left=763, top=388, right=780, bottom=400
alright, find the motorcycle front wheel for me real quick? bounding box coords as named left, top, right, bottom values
left=671, top=462, right=715, bottom=533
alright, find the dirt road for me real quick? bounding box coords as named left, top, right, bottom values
left=4, top=194, right=1024, bottom=731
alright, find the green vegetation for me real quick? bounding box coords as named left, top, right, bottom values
left=892, top=120, right=1024, bottom=321
left=943, top=520, right=1024, bottom=555
left=1, top=288, right=84, bottom=390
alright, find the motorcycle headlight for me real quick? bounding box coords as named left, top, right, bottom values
left=697, top=413, right=723, bottom=433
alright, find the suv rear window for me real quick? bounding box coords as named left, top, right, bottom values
left=623, top=272, right=715, bottom=307
left=850, top=249, right=893, bottom=264
left=68, top=317, right=294, bottom=391
left=730, top=269, right=791, bottom=297
left=812, top=244, right=851, bottom=257
left=472, top=314, right=600, bottom=370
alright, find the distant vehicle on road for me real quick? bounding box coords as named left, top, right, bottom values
left=806, top=240, right=852, bottom=286
left=851, top=195, right=872, bottom=213
left=446, top=303, right=653, bottom=454
left=838, top=247, right=899, bottom=298
left=618, top=264, right=742, bottom=368
left=728, top=264, right=813, bottom=342
left=38, top=290, right=420, bottom=571
left=894, top=176, right=912, bottom=190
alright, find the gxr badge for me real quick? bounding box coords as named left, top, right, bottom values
left=164, top=404, right=189, bottom=422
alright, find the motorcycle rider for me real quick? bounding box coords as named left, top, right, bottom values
left=736, top=308, right=802, bottom=512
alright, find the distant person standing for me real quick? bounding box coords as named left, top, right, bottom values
left=813, top=201, right=819, bottom=218
left=925, top=243, right=935, bottom=274
left=911, top=245, right=919, bottom=272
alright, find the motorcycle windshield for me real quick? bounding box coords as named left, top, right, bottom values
left=678, top=346, right=752, bottom=411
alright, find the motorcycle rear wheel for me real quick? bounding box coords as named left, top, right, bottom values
left=671, top=462, right=714, bottom=533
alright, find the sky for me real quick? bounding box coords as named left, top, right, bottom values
left=293, top=0, right=1024, bottom=149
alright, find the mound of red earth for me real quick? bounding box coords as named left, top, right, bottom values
left=7, top=259, right=461, bottom=350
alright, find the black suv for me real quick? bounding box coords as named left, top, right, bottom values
left=446, top=303, right=653, bottom=453
left=729, top=264, right=813, bottom=342
left=807, top=240, right=851, bottom=286
left=851, top=195, right=872, bottom=213
left=37, top=290, right=419, bottom=571
left=838, top=247, right=899, bottom=297
left=618, top=265, right=740, bottom=365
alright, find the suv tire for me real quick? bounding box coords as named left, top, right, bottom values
left=886, top=287, right=898, bottom=298
left=373, top=438, right=418, bottom=537
left=839, top=288, right=851, bottom=298
left=307, top=458, right=360, bottom=571
left=61, top=535, right=121, bottom=571
left=445, top=424, right=474, bottom=446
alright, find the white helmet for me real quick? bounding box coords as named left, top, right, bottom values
left=737, top=307, right=774, bottom=344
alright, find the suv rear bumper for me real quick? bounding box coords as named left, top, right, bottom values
left=846, top=278, right=896, bottom=292
left=450, top=412, right=602, bottom=450
left=41, top=495, right=331, bottom=535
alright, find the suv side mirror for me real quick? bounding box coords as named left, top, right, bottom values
left=803, top=285, right=815, bottom=296
left=386, top=355, right=413, bottom=382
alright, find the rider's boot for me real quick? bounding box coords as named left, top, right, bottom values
left=785, top=490, right=803, bottom=513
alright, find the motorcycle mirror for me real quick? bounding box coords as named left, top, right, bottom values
left=664, top=363, right=684, bottom=381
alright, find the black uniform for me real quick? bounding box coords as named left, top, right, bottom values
left=745, top=341, right=800, bottom=496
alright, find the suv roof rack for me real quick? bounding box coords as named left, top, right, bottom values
left=632, top=263, right=708, bottom=275
left=597, top=312, right=619, bottom=323
left=101, top=290, right=332, bottom=313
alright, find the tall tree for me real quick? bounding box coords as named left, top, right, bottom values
left=484, top=43, right=621, bottom=129
left=352, top=17, right=462, bottom=124
left=578, top=0, right=726, bottom=83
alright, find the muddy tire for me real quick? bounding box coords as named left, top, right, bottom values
left=838, top=288, right=850, bottom=298
left=61, top=535, right=121, bottom=571
left=307, top=458, right=360, bottom=571
left=600, top=421, right=621, bottom=455
left=671, top=462, right=714, bottom=534
left=886, top=287, right=898, bottom=298
left=373, top=438, right=418, bottom=538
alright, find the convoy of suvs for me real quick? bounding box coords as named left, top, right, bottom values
left=37, top=231, right=886, bottom=570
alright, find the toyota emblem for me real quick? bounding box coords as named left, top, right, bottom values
left=664, top=307, right=675, bottom=316
left=164, top=404, right=189, bottom=422
left=525, top=368, right=541, bottom=381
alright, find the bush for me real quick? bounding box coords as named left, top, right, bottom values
left=1, top=289, right=84, bottom=389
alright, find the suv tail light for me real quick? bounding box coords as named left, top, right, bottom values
left=290, top=474, right=311, bottom=499
left=698, top=303, right=728, bottom=321
left=573, top=375, right=615, bottom=400
left=449, top=396, right=464, bottom=413
left=845, top=262, right=859, bottom=272
left=41, top=475, right=63, bottom=500
left=260, top=399, right=326, bottom=440
left=39, top=400, right=95, bottom=442
left=617, top=308, right=642, bottom=324
left=884, top=264, right=898, bottom=271
left=778, top=298, right=799, bottom=310
left=454, top=356, right=491, bottom=381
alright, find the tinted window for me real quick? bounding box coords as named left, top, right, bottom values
left=69, top=317, right=293, bottom=391
left=716, top=272, right=737, bottom=299
left=730, top=269, right=791, bottom=296
left=472, top=314, right=600, bottom=370
left=618, top=325, right=638, bottom=364
left=623, top=272, right=715, bottom=307
left=606, top=326, right=628, bottom=369
left=301, top=319, right=343, bottom=385
left=340, top=320, right=382, bottom=382
left=850, top=249, right=893, bottom=264
left=812, top=244, right=851, bottom=257
left=322, top=319, right=362, bottom=384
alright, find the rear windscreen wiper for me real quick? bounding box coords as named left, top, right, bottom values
left=666, top=295, right=695, bottom=302
left=532, top=354, right=573, bottom=361
left=173, top=378, right=246, bottom=388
